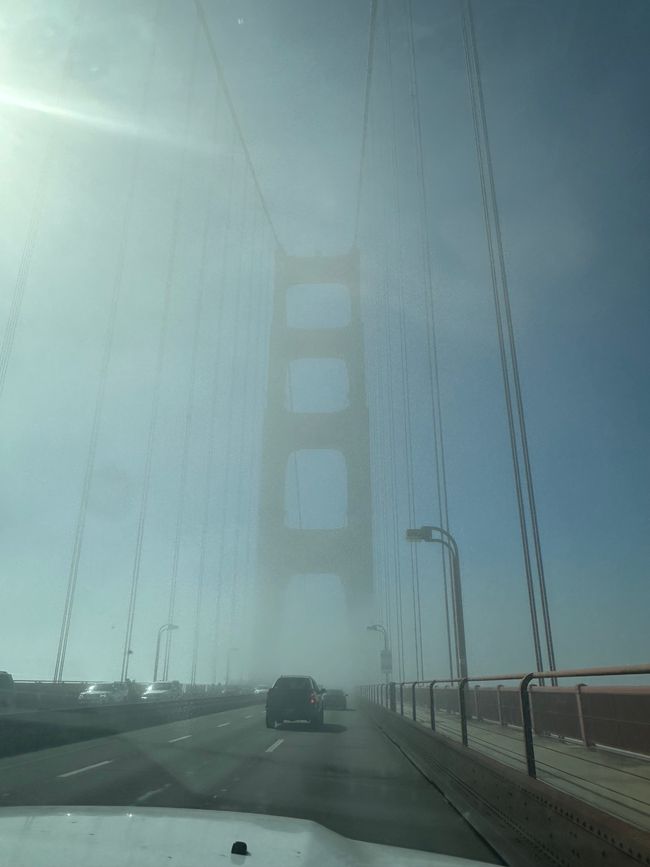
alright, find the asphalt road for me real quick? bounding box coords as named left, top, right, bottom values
left=0, top=702, right=500, bottom=863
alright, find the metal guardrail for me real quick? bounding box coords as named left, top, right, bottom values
left=361, top=664, right=650, bottom=778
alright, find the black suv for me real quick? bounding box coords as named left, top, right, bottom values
left=266, top=675, right=324, bottom=729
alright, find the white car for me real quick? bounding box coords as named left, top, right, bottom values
left=140, top=681, right=182, bottom=703
left=78, top=683, right=129, bottom=705
left=0, top=808, right=492, bottom=866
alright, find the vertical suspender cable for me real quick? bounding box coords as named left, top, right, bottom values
left=212, top=157, right=250, bottom=671
left=190, top=91, right=225, bottom=686
left=227, top=181, right=258, bottom=654
left=208, top=125, right=238, bottom=685
left=464, top=0, right=556, bottom=676
left=405, top=0, right=455, bottom=678
left=160, top=21, right=209, bottom=680
left=461, top=0, right=555, bottom=675
left=54, top=0, right=163, bottom=682
left=384, top=0, right=424, bottom=679
left=121, top=11, right=199, bottom=680
left=0, top=1, right=84, bottom=406
left=239, top=211, right=269, bottom=661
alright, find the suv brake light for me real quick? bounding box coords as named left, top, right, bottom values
left=309, top=691, right=317, bottom=704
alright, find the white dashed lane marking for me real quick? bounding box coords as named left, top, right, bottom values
left=168, top=735, right=192, bottom=743
left=266, top=738, right=284, bottom=753
left=217, top=722, right=231, bottom=728
left=57, top=760, right=113, bottom=779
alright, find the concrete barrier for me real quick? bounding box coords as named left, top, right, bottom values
left=0, top=694, right=265, bottom=759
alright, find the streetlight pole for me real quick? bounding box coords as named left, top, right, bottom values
left=406, top=525, right=468, bottom=679
left=367, top=624, right=391, bottom=683
left=225, top=647, right=238, bottom=686
left=153, top=624, right=178, bottom=682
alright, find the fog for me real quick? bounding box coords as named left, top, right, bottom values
left=1, top=1, right=649, bottom=687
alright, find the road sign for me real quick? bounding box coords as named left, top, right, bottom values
left=380, top=649, right=392, bottom=674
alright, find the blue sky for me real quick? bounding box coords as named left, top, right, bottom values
left=0, top=0, right=648, bottom=685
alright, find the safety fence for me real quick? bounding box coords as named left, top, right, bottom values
left=361, top=664, right=650, bottom=779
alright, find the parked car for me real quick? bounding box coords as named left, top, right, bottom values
left=253, top=686, right=269, bottom=695
left=78, top=682, right=129, bottom=705
left=323, top=689, right=348, bottom=710
left=266, top=675, right=325, bottom=729
left=140, top=681, right=182, bottom=702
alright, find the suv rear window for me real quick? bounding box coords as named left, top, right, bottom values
left=273, top=677, right=311, bottom=690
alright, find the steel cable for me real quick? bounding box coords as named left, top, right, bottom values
left=461, top=0, right=549, bottom=673
left=353, top=0, right=379, bottom=247
left=384, top=0, right=424, bottom=679
left=0, top=2, right=85, bottom=405
left=463, top=0, right=556, bottom=675
left=54, top=0, right=164, bottom=682
left=405, top=0, right=455, bottom=678
left=121, top=12, right=200, bottom=681
left=194, top=0, right=282, bottom=251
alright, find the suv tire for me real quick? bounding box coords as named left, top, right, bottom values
left=265, top=712, right=275, bottom=729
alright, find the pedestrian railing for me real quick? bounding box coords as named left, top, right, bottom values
left=361, top=664, right=650, bottom=778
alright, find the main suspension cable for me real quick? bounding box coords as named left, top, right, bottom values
left=353, top=0, right=379, bottom=247
left=194, top=0, right=282, bottom=251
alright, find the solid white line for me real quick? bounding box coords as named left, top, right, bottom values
left=57, top=760, right=112, bottom=779
left=217, top=722, right=231, bottom=728
left=168, top=735, right=192, bottom=743
left=266, top=738, right=284, bottom=753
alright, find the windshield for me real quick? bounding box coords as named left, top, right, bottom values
left=273, top=677, right=312, bottom=690
left=0, top=2, right=648, bottom=864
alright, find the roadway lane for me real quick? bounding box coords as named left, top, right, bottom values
left=0, top=703, right=500, bottom=863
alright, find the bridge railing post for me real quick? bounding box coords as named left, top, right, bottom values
left=496, top=683, right=505, bottom=726
left=519, top=673, right=537, bottom=777
left=575, top=683, right=591, bottom=748
left=389, top=681, right=396, bottom=712
left=429, top=681, right=436, bottom=731
left=458, top=678, right=469, bottom=746
left=399, top=682, right=405, bottom=716
left=412, top=682, right=418, bottom=721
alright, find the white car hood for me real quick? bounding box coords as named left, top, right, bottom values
left=0, top=807, right=490, bottom=867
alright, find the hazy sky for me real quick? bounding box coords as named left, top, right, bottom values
left=0, top=0, right=648, bottom=685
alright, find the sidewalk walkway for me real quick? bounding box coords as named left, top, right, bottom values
left=400, top=700, right=650, bottom=831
